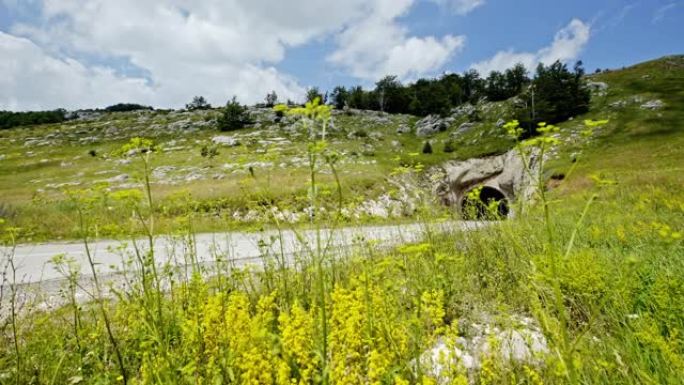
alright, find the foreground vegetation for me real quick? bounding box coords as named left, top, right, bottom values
left=0, top=56, right=683, bottom=384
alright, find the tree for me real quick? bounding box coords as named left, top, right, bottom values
left=374, top=75, right=410, bottom=113
left=217, top=97, right=248, bottom=131
left=440, top=73, right=464, bottom=107
left=408, top=79, right=451, bottom=116
left=0, top=109, right=67, bottom=130
left=422, top=141, right=433, bottom=154
left=461, top=69, right=485, bottom=103
left=186, top=96, right=211, bottom=111
left=504, top=63, right=529, bottom=95
left=516, top=60, right=591, bottom=134
left=484, top=71, right=509, bottom=101
left=105, top=103, right=152, bottom=112
left=330, top=86, right=349, bottom=110
left=265, top=91, right=278, bottom=107
left=306, top=87, right=325, bottom=104
left=348, top=86, right=368, bottom=110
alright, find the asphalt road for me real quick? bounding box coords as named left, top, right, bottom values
left=1, top=221, right=484, bottom=286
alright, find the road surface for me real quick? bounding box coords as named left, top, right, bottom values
left=2, top=221, right=484, bottom=286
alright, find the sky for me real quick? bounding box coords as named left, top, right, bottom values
left=0, top=0, right=682, bottom=111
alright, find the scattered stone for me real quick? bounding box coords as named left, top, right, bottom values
left=184, top=172, right=204, bottom=182
left=106, top=174, right=130, bottom=184
left=396, top=124, right=411, bottom=134
left=212, top=135, right=241, bottom=147
left=587, top=81, right=608, bottom=93
left=495, top=118, right=506, bottom=128
left=45, top=181, right=82, bottom=189
left=609, top=99, right=628, bottom=108
left=640, top=99, right=664, bottom=110
left=452, top=122, right=478, bottom=137
left=152, top=166, right=177, bottom=179
left=369, top=131, right=384, bottom=141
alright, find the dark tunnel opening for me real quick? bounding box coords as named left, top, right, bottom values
left=461, top=186, right=510, bottom=220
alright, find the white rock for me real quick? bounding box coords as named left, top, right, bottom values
left=212, top=135, right=241, bottom=147
left=106, top=174, right=129, bottom=183
left=640, top=99, right=664, bottom=110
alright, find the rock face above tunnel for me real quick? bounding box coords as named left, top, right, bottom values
left=435, top=149, right=540, bottom=216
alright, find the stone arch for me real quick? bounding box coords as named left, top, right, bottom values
left=461, top=185, right=510, bottom=220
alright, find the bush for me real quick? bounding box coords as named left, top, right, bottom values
left=0, top=109, right=66, bottom=130
left=265, top=91, right=278, bottom=107
left=516, top=60, right=591, bottom=134
left=104, top=103, right=152, bottom=112
left=422, top=141, right=433, bottom=154
left=218, top=97, right=248, bottom=132
left=186, top=96, right=211, bottom=111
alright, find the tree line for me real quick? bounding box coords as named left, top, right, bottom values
left=319, top=60, right=590, bottom=129
left=0, top=109, right=67, bottom=130
left=1, top=60, right=589, bottom=133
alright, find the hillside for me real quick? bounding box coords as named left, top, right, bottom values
left=1, top=56, right=683, bottom=384
left=0, top=56, right=682, bottom=242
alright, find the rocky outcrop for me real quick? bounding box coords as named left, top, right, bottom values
left=435, top=148, right=540, bottom=216
left=416, top=115, right=451, bottom=137
left=421, top=313, right=548, bottom=383
left=212, top=135, right=240, bottom=146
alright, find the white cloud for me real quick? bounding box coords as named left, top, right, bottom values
left=0, top=31, right=154, bottom=110
left=471, top=19, right=590, bottom=75
left=1, top=0, right=385, bottom=110
left=327, top=0, right=466, bottom=81
left=1, top=0, right=471, bottom=110
left=431, top=0, right=485, bottom=15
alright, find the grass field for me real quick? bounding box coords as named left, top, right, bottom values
left=0, top=55, right=683, bottom=384
left=0, top=98, right=515, bottom=241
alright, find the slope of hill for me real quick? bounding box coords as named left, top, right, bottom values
left=0, top=56, right=683, bottom=384
left=0, top=56, right=682, bottom=241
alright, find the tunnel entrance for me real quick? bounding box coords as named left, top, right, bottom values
left=461, top=186, right=510, bottom=220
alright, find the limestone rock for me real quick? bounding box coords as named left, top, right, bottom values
left=436, top=149, right=540, bottom=215
left=396, top=124, right=411, bottom=134
left=640, top=99, right=664, bottom=110
left=421, top=314, right=548, bottom=383
left=416, top=115, right=449, bottom=137
left=212, top=135, right=240, bottom=147
left=106, top=174, right=129, bottom=184
left=587, top=81, right=608, bottom=93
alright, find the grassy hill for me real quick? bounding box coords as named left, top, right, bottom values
left=0, top=56, right=683, bottom=384
left=0, top=56, right=680, bottom=243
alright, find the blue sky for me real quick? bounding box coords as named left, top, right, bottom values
left=0, top=0, right=682, bottom=110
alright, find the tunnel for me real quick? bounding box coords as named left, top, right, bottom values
left=461, top=186, right=510, bottom=220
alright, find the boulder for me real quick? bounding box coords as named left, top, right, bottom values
left=421, top=314, right=548, bottom=383
left=212, top=135, right=240, bottom=147
left=396, top=124, right=411, bottom=134
left=416, top=115, right=448, bottom=137
left=451, top=122, right=478, bottom=137
left=587, top=81, right=608, bottom=93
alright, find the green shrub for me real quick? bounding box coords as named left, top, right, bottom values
left=422, top=141, right=433, bottom=154
left=218, top=97, right=248, bottom=131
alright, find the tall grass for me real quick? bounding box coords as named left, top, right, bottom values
left=0, top=114, right=682, bottom=384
